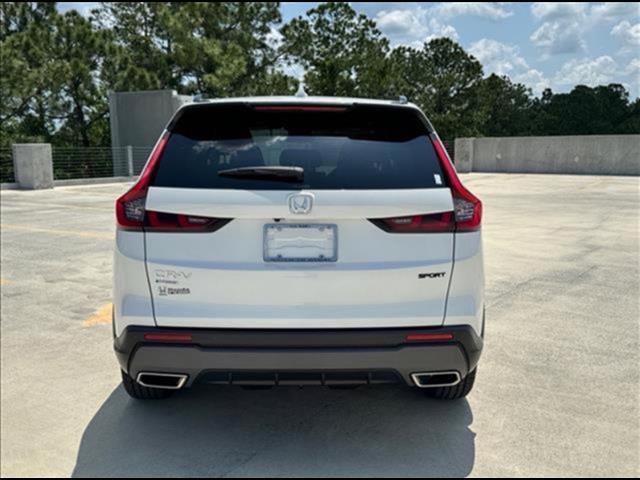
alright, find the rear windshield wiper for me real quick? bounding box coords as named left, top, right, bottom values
left=218, top=166, right=304, bottom=183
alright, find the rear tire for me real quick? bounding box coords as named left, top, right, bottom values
left=121, top=370, right=175, bottom=400
left=424, top=368, right=477, bottom=400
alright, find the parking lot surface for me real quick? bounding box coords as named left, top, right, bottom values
left=1, top=173, right=638, bottom=477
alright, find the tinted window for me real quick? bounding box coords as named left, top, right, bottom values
left=152, top=104, right=445, bottom=190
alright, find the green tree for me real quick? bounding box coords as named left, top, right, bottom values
left=479, top=74, right=533, bottom=137
left=0, top=2, right=58, bottom=145
left=280, top=2, right=391, bottom=97
left=530, top=84, right=638, bottom=136
left=94, top=2, right=290, bottom=97
left=389, top=38, right=486, bottom=139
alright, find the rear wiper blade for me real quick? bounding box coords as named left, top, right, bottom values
left=218, top=166, right=304, bottom=182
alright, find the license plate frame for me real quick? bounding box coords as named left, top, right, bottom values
left=263, top=223, right=338, bottom=263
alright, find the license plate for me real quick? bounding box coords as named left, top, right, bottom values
left=264, top=224, right=337, bottom=262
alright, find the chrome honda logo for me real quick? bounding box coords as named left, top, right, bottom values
left=288, top=193, right=314, bottom=214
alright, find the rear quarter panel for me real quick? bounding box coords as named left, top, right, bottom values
left=444, top=231, right=485, bottom=335
left=113, top=229, right=156, bottom=336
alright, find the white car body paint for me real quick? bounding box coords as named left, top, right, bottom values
left=112, top=96, right=485, bottom=396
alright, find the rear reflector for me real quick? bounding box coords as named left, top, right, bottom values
left=144, top=333, right=193, bottom=343
left=405, top=333, right=454, bottom=343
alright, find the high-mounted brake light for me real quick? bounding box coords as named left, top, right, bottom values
left=253, top=106, right=347, bottom=113
left=431, top=135, right=482, bottom=232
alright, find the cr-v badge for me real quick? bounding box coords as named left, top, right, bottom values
left=288, top=193, right=314, bottom=214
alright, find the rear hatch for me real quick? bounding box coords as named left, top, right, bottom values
left=142, top=103, right=455, bottom=329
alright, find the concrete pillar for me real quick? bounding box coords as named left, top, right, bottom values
left=454, top=138, right=475, bottom=173
left=12, top=144, right=54, bottom=189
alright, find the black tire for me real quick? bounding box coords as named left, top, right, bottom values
left=424, top=368, right=477, bottom=400
left=121, top=370, right=175, bottom=400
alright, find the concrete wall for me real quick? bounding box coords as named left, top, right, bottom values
left=455, top=135, right=640, bottom=176
left=12, top=144, right=53, bottom=189
left=109, top=90, right=192, bottom=175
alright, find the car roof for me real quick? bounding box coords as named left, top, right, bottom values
left=170, top=95, right=434, bottom=132
left=189, top=95, right=420, bottom=109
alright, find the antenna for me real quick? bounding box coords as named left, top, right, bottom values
left=397, top=95, right=408, bottom=104
left=295, top=82, right=308, bottom=98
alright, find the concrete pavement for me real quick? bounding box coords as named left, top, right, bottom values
left=1, top=174, right=638, bottom=477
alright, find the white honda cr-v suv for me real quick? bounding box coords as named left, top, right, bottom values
left=113, top=96, right=484, bottom=400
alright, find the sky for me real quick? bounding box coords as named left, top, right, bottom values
left=58, top=2, right=640, bottom=98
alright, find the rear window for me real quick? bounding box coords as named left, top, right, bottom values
left=152, top=104, right=445, bottom=190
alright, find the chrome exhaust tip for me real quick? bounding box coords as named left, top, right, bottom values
left=136, top=372, right=188, bottom=390
left=411, top=371, right=461, bottom=388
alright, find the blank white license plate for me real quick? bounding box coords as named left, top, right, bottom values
left=263, top=224, right=337, bottom=262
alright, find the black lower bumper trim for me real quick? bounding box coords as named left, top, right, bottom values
left=197, top=370, right=402, bottom=387
left=114, top=325, right=483, bottom=376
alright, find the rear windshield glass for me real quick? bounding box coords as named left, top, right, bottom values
left=152, top=104, right=445, bottom=190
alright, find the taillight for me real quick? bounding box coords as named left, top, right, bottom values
left=431, top=135, right=482, bottom=232
left=370, top=212, right=455, bottom=233
left=116, top=132, right=169, bottom=230
left=368, top=135, right=481, bottom=234
left=115, top=133, right=230, bottom=233
left=145, top=211, right=230, bottom=232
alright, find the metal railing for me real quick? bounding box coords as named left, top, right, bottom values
left=51, top=146, right=152, bottom=180
left=2, top=141, right=456, bottom=185
left=442, top=140, right=455, bottom=163
left=0, top=148, right=15, bottom=183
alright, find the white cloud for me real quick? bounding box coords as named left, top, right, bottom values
left=553, top=56, right=618, bottom=87
left=591, top=2, right=640, bottom=22
left=375, top=9, right=427, bottom=39
left=531, top=3, right=588, bottom=21
left=424, top=18, right=459, bottom=43
left=625, top=58, right=640, bottom=76
left=469, top=39, right=528, bottom=74
left=529, top=3, right=589, bottom=56
left=469, top=39, right=549, bottom=95
left=432, top=2, right=513, bottom=21
left=611, top=21, right=640, bottom=51
left=624, top=59, right=640, bottom=97
left=512, top=69, right=549, bottom=96
left=375, top=7, right=458, bottom=47
left=530, top=20, right=586, bottom=56
left=529, top=2, right=640, bottom=57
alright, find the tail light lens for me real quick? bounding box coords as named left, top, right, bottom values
left=144, top=211, right=230, bottom=232
left=115, top=132, right=229, bottom=232
left=116, top=132, right=169, bottom=230
left=368, top=135, right=481, bottom=234
left=370, top=212, right=455, bottom=233
left=431, top=135, right=482, bottom=232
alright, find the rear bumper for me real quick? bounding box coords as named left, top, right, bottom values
left=114, top=325, right=483, bottom=388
